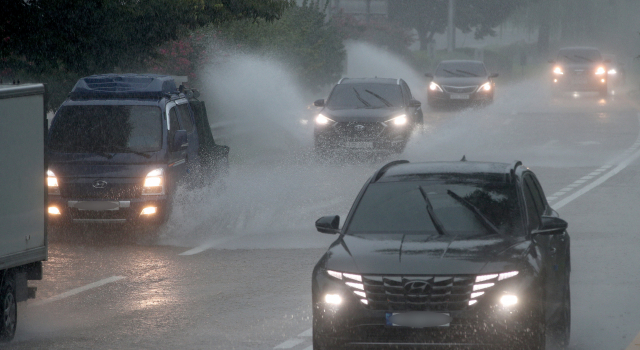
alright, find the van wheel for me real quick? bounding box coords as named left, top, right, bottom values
left=0, top=274, right=17, bottom=342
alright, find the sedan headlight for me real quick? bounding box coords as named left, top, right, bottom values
left=477, top=82, right=492, bottom=92
left=608, top=68, right=617, bottom=75
left=553, top=66, right=564, bottom=75
left=47, top=170, right=60, bottom=195
left=429, top=82, right=443, bottom=92
left=315, top=114, right=335, bottom=125
left=595, top=66, right=606, bottom=75
left=142, top=168, right=164, bottom=195
left=386, top=114, right=408, bottom=126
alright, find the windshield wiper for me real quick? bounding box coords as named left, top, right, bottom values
left=417, top=186, right=447, bottom=236
left=353, top=88, right=371, bottom=108
left=443, top=69, right=464, bottom=77
left=446, top=190, right=500, bottom=235
left=573, top=54, right=593, bottom=62
left=364, top=89, right=393, bottom=107
left=455, top=69, right=479, bottom=77
left=108, top=146, right=152, bottom=158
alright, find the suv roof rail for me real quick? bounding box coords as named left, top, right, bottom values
left=508, top=160, right=523, bottom=182
left=338, top=77, right=348, bottom=84
left=69, top=74, right=178, bottom=100
left=372, top=160, right=410, bottom=182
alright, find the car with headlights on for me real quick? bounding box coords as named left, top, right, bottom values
left=425, top=60, right=497, bottom=108
left=47, top=74, right=229, bottom=228
left=549, top=47, right=609, bottom=97
left=313, top=78, right=423, bottom=155
left=312, top=160, right=571, bottom=349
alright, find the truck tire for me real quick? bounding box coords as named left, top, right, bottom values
left=0, top=274, right=17, bottom=342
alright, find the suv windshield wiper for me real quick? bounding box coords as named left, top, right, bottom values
left=455, top=69, right=479, bottom=77
left=418, top=186, right=447, bottom=236
left=364, top=89, right=393, bottom=107
left=353, top=88, right=371, bottom=108
left=446, top=190, right=500, bottom=235
left=108, top=146, right=152, bottom=158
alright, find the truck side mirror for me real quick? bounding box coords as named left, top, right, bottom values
left=316, top=215, right=340, bottom=234
left=172, top=130, right=188, bottom=152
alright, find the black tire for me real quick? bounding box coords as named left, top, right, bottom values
left=0, top=274, right=17, bottom=342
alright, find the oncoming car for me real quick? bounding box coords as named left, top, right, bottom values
left=313, top=78, right=423, bottom=155
left=426, top=60, right=497, bottom=108
left=312, top=160, right=571, bottom=349
left=549, top=47, right=609, bottom=97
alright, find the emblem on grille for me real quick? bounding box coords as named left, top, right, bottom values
left=354, top=125, right=365, bottom=132
left=404, top=281, right=432, bottom=294
left=92, top=180, right=108, bottom=189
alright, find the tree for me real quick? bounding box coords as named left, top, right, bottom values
left=388, top=0, right=528, bottom=51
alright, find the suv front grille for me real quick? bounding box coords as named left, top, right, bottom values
left=334, top=122, right=386, bottom=139
left=361, top=275, right=475, bottom=312
left=442, top=86, right=477, bottom=94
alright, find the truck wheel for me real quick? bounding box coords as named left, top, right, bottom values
left=0, top=275, right=17, bottom=342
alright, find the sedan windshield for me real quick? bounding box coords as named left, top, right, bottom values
left=347, top=181, right=524, bottom=237
left=326, top=84, right=403, bottom=110
left=435, top=62, right=487, bottom=77
left=49, top=105, right=163, bottom=153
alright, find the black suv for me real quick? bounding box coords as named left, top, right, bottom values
left=550, top=47, right=609, bottom=97
left=313, top=78, right=423, bottom=155
left=47, top=74, right=229, bottom=227
left=312, top=160, right=571, bottom=349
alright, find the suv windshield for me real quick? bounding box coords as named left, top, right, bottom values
left=347, top=181, right=524, bottom=236
left=326, top=83, right=403, bottom=110
left=435, top=62, right=487, bottom=77
left=557, top=49, right=602, bottom=63
left=49, top=105, right=163, bottom=153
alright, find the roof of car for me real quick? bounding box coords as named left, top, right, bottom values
left=558, top=46, right=601, bottom=52
left=375, top=161, right=520, bottom=183
left=338, top=78, right=400, bottom=85
left=69, top=74, right=179, bottom=100
left=438, top=60, right=484, bottom=65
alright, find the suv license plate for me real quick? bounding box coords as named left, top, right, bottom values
left=345, top=142, right=373, bottom=149
left=386, top=312, right=452, bottom=328
left=450, top=94, right=470, bottom=100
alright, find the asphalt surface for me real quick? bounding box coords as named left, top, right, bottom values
left=6, top=82, right=640, bottom=350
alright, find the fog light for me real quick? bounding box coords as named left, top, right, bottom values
left=325, top=294, right=342, bottom=305
left=500, top=294, right=518, bottom=307
left=141, top=207, right=157, bottom=215
left=48, top=206, right=61, bottom=215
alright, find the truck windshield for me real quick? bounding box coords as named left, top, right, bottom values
left=49, top=105, right=163, bottom=153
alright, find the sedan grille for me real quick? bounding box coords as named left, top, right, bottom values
left=360, top=275, right=476, bottom=312
left=442, top=86, right=477, bottom=94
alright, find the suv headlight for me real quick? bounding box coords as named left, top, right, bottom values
left=468, top=271, right=519, bottom=306
left=553, top=66, right=564, bottom=75
left=429, top=82, right=443, bottom=92
left=595, top=66, right=606, bottom=75
left=477, top=82, right=492, bottom=92
left=47, top=170, right=60, bottom=195
left=386, top=114, right=408, bottom=126
left=142, top=168, right=165, bottom=195
left=325, top=269, right=368, bottom=305
left=315, top=114, right=335, bottom=125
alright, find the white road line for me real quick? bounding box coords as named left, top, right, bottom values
left=31, top=276, right=125, bottom=307
left=580, top=175, right=595, bottom=180
left=179, top=244, right=214, bottom=256
left=298, top=328, right=312, bottom=337
left=552, top=192, right=566, bottom=197
left=546, top=197, right=557, bottom=201
left=274, top=338, right=305, bottom=349
left=559, top=187, right=573, bottom=192
left=573, top=179, right=587, bottom=184
left=302, top=346, right=313, bottom=350
left=554, top=145, right=640, bottom=210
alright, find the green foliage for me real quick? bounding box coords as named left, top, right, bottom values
left=1, top=0, right=291, bottom=110
left=214, top=2, right=345, bottom=90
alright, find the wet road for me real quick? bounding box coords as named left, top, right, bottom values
left=6, top=83, right=640, bottom=350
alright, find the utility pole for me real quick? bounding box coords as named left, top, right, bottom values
left=447, top=0, right=455, bottom=52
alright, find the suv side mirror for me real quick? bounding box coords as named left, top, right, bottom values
left=534, top=216, right=568, bottom=235
left=314, top=99, right=325, bottom=107
left=408, top=99, right=421, bottom=108
left=424, top=73, right=434, bottom=78
left=316, top=215, right=340, bottom=234
left=171, top=130, right=188, bottom=152
left=489, top=73, right=499, bottom=78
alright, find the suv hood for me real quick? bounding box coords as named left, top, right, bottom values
left=323, top=107, right=406, bottom=123
left=323, top=233, right=529, bottom=275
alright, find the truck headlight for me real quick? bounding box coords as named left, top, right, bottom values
left=47, top=170, right=60, bottom=195
left=142, top=168, right=165, bottom=195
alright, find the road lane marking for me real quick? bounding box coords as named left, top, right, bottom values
left=31, top=276, right=125, bottom=306
left=302, top=346, right=313, bottom=350
left=553, top=144, right=640, bottom=210
left=274, top=338, right=305, bottom=349
left=298, top=328, right=312, bottom=337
